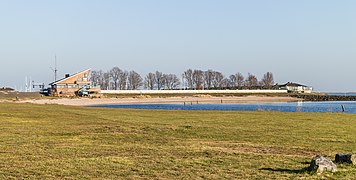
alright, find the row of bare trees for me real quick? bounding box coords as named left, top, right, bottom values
left=144, top=71, right=180, bottom=90
left=182, top=69, right=275, bottom=90
left=90, top=67, right=275, bottom=90
left=90, top=68, right=143, bottom=90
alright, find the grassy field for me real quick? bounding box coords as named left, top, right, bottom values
left=0, top=103, right=355, bottom=179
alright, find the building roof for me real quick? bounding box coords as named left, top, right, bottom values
left=49, top=69, right=91, bottom=85
left=279, top=82, right=308, bottom=87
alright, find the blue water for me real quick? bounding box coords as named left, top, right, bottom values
left=93, top=101, right=356, bottom=114
left=327, top=92, right=356, bottom=96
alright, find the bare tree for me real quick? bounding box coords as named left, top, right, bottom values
left=204, top=70, right=214, bottom=89
left=109, top=67, right=123, bottom=90
left=245, top=73, right=258, bottom=89
left=212, top=71, right=224, bottom=88
left=145, top=72, right=156, bottom=90
left=102, top=71, right=111, bottom=90
left=192, top=69, right=204, bottom=90
left=236, top=72, right=244, bottom=89
left=118, top=70, right=128, bottom=90
left=155, top=71, right=164, bottom=90
left=221, top=78, right=231, bottom=89
left=229, top=74, right=237, bottom=88
left=261, top=72, right=274, bottom=89
left=183, top=69, right=194, bottom=89
left=90, top=70, right=102, bottom=87
left=163, top=74, right=180, bottom=90
left=127, top=71, right=143, bottom=90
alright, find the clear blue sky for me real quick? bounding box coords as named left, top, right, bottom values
left=0, top=0, right=355, bottom=91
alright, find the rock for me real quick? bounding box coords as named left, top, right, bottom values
left=309, top=155, right=338, bottom=173
left=335, top=153, right=356, bottom=164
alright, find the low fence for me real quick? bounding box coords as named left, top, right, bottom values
left=100, top=89, right=288, bottom=95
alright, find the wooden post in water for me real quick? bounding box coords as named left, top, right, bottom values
left=341, top=105, right=345, bottom=112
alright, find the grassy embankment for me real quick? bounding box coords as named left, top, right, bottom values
left=0, top=103, right=355, bottom=179
left=0, top=92, right=43, bottom=100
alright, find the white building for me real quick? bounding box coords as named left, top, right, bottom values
left=279, top=82, right=313, bottom=93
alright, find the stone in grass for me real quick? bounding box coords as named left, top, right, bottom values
left=309, top=155, right=338, bottom=173
left=335, top=153, right=356, bottom=165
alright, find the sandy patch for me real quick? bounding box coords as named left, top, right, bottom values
left=17, top=96, right=302, bottom=106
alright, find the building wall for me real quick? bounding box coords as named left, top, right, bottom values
left=52, top=70, right=94, bottom=96
left=55, top=87, right=80, bottom=96
left=285, top=86, right=313, bottom=93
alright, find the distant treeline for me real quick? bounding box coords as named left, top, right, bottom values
left=90, top=67, right=276, bottom=90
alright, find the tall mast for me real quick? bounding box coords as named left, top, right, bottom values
left=50, top=55, right=58, bottom=82
left=54, top=55, right=58, bottom=82
left=51, top=55, right=59, bottom=82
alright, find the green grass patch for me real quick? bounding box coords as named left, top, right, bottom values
left=0, top=103, right=355, bottom=179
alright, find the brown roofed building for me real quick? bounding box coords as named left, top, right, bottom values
left=49, top=69, right=100, bottom=97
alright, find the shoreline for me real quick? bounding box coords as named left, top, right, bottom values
left=16, top=96, right=302, bottom=106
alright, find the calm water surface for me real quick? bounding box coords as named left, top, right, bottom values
left=93, top=101, right=356, bottom=114
left=327, top=92, right=356, bottom=96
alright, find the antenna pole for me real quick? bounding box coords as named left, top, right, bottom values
left=54, top=55, right=58, bottom=82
